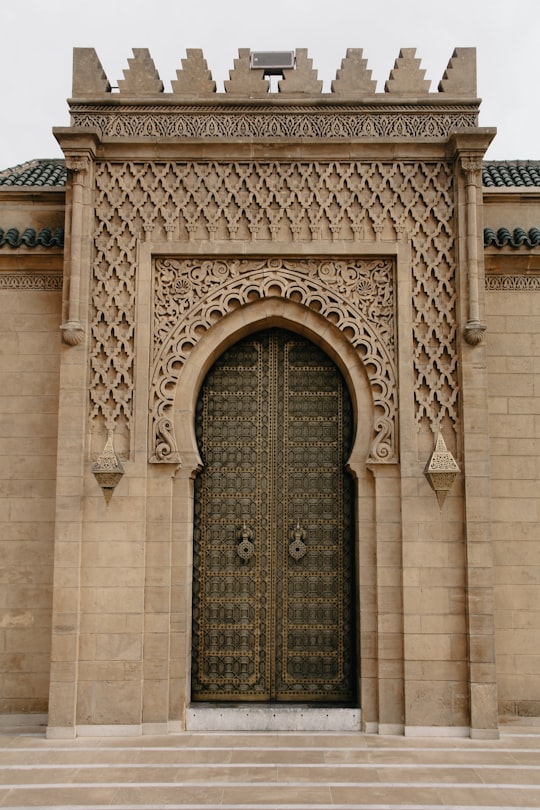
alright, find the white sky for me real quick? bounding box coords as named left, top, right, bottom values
left=1, top=0, right=539, bottom=168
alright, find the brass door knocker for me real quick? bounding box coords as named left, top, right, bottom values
left=289, top=521, right=307, bottom=560
left=237, top=521, right=255, bottom=562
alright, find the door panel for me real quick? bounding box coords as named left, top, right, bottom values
left=191, top=329, right=356, bottom=703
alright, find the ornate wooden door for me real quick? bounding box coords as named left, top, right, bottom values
left=191, top=329, right=356, bottom=703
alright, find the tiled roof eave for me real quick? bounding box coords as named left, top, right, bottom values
left=484, top=227, right=540, bottom=249
left=483, top=160, right=540, bottom=189
left=0, top=227, right=64, bottom=249
left=0, top=159, right=67, bottom=188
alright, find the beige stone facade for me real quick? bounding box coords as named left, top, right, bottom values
left=0, top=46, right=538, bottom=738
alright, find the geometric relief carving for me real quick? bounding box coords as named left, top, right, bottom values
left=151, top=257, right=397, bottom=464
left=91, top=159, right=457, bottom=452
left=90, top=219, right=136, bottom=447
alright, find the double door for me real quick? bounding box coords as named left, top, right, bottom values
left=191, top=329, right=356, bottom=703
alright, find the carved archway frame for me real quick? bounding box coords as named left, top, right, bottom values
left=171, top=296, right=376, bottom=473
left=135, top=239, right=415, bottom=730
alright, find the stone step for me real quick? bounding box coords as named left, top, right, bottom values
left=0, top=727, right=539, bottom=808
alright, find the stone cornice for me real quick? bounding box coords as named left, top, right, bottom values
left=69, top=96, right=480, bottom=108
left=483, top=189, right=540, bottom=203
left=0, top=188, right=65, bottom=205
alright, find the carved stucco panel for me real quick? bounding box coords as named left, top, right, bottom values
left=89, top=159, right=458, bottom=456
left=150, top=257, right=397, bottom=464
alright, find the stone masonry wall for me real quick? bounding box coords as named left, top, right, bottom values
left=486, top=287, right=540, bottom=717
left=0, top=280, right=61, bottom=713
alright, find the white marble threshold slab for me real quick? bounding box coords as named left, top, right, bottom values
left=186, top=704, right=361, bottom=731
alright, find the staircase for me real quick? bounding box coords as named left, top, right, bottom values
left=0, top=723, right=539, bottom=808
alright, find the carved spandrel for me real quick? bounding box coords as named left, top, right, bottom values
left=150, top=256, right=397, bottom=465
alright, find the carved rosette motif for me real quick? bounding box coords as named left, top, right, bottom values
left=150, top=257, right=397, bottom=463
left=90, top=159, right=458, bottom=450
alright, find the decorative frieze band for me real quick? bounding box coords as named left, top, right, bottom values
left=486, top=274, right=540, bottom=291
left=71, top=104, right=478, bottom=141
left=0, top=273, right=62, bottom=290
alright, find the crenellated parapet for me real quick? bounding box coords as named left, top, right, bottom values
left=384, top=48, right=431, bottom=96
left=68, top=46, right=480, bottom=141
left=171, top=49, right=217, bottom=97
left=331, top=49, right=377, bottom=97
left=117, top=48, right=164, bottom=96
left=438, top=48, right=477, bottom=96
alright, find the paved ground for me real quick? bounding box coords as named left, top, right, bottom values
left=0, top=719, right=539, bottom=809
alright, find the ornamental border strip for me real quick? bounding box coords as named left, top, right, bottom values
left=70, top=108, right=478, bottom=140
left=486, top=274, right=540, bottom=291
left=0, top=272, right=62, bottom=290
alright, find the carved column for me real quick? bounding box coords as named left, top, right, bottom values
left=61, top=155, right=92, bottom=344
left=461, top=155, right=486, bottom=345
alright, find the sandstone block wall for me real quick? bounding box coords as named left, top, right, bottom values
left=0, top=282, right=61, bottom=713
left=486, top=288, right=540, bottom=717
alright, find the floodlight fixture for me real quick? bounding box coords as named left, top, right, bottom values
left=250, top=51, right=295, bottom=75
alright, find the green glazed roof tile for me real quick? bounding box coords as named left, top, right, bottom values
left=483, top=161, right=540, bottom=188
left=0, top=159, right=66, bottom=187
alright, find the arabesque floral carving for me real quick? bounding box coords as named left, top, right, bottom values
left=71, top=104, right=477, bottom=141
left=150, top=257, right=396, bottom=464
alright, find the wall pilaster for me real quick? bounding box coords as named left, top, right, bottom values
left=453, top=133, right=499, bottom=738
left=47, top=144, right=96, bottom=737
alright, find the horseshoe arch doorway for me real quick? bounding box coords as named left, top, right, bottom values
left=191, top=327, right=358, bottom=704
